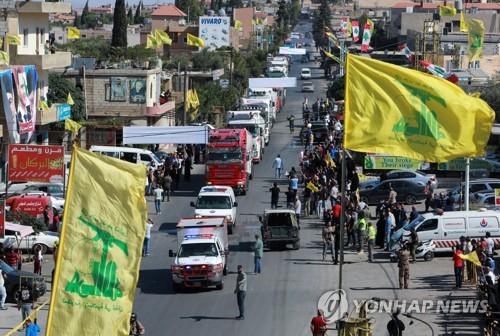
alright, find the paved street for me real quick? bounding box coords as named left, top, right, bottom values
left=132, top=34, right=482, bottom=336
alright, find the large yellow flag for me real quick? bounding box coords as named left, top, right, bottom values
left=46, top=147, right=147, bottom=336
left=145, top=34, right=159, bottom=49
left=459, top=251, right=481, bottom=266
left=5, top=34, right=21, bottom=45
left=468, top=19, right=484, bottom=61
left=65, top=118, right=82, bottom=133
left=186, top=33, right=205, bottom=48
left=154, top=29, right=172, bottom=46
left=344, top=54, right=494, bottom=162
left=460, top=11, right=468, bottom=32
left=67, top=27, right=81, bottom=39
left=439, top=5, right=457, bottom=16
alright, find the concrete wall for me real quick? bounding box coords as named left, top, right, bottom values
left=17, top=13, right=50, bottom=55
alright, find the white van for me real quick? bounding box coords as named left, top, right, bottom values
left=89, top=146, right=162, bottom=168
left=190, top=185, right=238, bottom=234
left=402, top=210, right=500, bottom=251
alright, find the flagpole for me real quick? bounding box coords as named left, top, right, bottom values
left=338, top=147, right=346, bottom=291
left=465, top=157, right=470, bottom=211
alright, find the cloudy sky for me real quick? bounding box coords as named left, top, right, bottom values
left=70, top=0, right=174, bottom=9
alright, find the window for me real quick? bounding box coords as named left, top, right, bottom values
left=23, top=28, right=28, bottom=46
left=470, top=184, right=487, bottom=193
left=102, top=151, right=119, bottom=158
left=121, top=152, right=137, bottom=163
left=488, top=183, right=500, bottom=190
left=401, top=172, right=416, bottom=178
left=140, top=154, right=152, bottom=162
left=417, top=219, right=438, bottom=232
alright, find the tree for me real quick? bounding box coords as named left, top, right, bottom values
left=127, top=7, right=133, bottom=24
left=175, top=0, right=203, bottom=21
left=290, top=0, right=301, bottom=27
left=112, top=0, right=128, bottom=48
left=64, top=37, right=111, bottom=60
left=312, top=0, right=332, bottom=48
left=81, top=0, right=90, bottom=26
left=47, top=73, right=85, bottom=121
left=74, top=13, right=81, bottom=29
left=227, top=0, right=243, bottom=10
left=327, top=76, right=345, bottom=101
left=481, top=82, right=500, bottom=122
left=134, top=1, right=143, bottom=24
left=191, top=49, right=224, bottom=71
left=276, top=0, right=289, bottom=29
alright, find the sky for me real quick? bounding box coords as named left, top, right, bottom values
left=70, top=0, right=174, bottom=9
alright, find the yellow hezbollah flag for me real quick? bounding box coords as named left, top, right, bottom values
left=6, top=34, right=21, bottom=45
left=439, top=5, right=457, bottom=16
left=460, top=11, right=468, bottom=32
left=67, top=27, right=81, bottom=39
left=235, top=19, right=243, bottom=31
left=344, top=54, right=494, bottom=162
left=459, top=251, right=481, bottom=266
left=67, top=92, right=74, bottom=105
left=325, top=32, right=339, bottom=47
left=187, top=33, right=205, bottom=48
left=146, top=34, right=159, bottom=49
left=326, top=152, right=336, bottom=168
left=0, top=51, right=9, bottom=65
left=154, top=29, right=172, bottom=46
left=468, top=19, right=484, bottom=61
left=306, top=181, right=319, bottom=193
left=65, top=118, right=82, bottom=133
left=39, top=100, right=49, bottom=112
left=46, top=147, right=147, bottom=336
left=322, top=49, right=342, bottom=64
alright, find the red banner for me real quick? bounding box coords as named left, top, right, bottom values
left=8, top=144, right=65, bottom=183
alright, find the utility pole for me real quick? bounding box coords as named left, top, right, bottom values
left=183, top=69, right=188, bottom=126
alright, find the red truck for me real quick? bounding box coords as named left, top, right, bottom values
left=206, top=129, right=254, bottom=195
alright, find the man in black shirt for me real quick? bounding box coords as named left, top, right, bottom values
left=269, top=182, right=280, bottom=209
left=387, top=310, right=406, bottom=336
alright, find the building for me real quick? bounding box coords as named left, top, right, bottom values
left=0, top=1, right=73, bottom=144
left=50, top=24, right=142, bottom=47
left=233, top=7, right=255, bottom=48
left=56, top=65, right=176, bottom=147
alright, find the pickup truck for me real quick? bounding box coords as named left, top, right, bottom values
left=259, top=209, right=300, bottom=250
left=169, top=217, right=229, bottom=291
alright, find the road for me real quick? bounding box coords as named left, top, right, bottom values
left=133, top=23, right=482, bottom=336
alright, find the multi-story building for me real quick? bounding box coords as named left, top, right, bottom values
left=0, top=0, right=73, bottom=144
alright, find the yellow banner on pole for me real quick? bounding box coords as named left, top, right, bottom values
left=46, top=147, right=147, bottom=336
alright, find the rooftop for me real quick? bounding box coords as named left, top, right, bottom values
left=392, top=1, right=500, bottom=9
left=151, top=4, right=187, bottom=17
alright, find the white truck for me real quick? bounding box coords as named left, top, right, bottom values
left=227, top=111, right=267, bottom=158
left=240, top=98, right=273, bottom=137
left=169, top=217, right=229, bottom=291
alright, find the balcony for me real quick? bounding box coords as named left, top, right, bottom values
left=146, top=100, right=176, bottom=117
left=12, top=52, right=72, bottom=70
left=16, top=1, right=71, bottom=14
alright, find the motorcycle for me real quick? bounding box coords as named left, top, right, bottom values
left=390, top=239, right=435, bottom=262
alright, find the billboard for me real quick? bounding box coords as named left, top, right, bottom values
left=8, top=144, right=65, bottom=183
left=130, top=79, right=146, bottom=104
left=364, top=154, right=426, bottom=170
left=199, top=16, right=230, bottom=50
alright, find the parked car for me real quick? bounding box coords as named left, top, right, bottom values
left=259, top=209, right=300, bottom=250
left=360, top=170, right=437, bottom=190
left=0, top=260, right=46, bottom=301
left=450, top=179, right=500, bottom=203
left=0, top=230, right=59, bottom=253
left=359, top=179, right=426, bottom=205
left=2, top=182, right=64, bottom=198
left=300, top=68, right=312, bottom=79
left=470, top=192, right=497, bottom=210
left=301, top=81, right=314, bottom=92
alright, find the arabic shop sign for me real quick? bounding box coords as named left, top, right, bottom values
left=56, top=103, right=71, bottom=121
left=437, top=158, right=492, bottom=171
left=8, top=144, right=65, bottom=183
left=364, top=154, right=423, bottom=170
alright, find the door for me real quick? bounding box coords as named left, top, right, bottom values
left=371, top=181, right=390, bottom=203
left=441, top=217, right=466, bottom=240
left=416, top=218, right=439, bottom=240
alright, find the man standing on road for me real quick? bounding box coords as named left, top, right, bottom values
left=253, top=235, right=263, bottom=274
left=143, top=219, right=153, bottom=257
left=287, top=115, right=295, bottom=133
left=385, top=209, right=396, bottom=251
left=357, top=213, right=366, bottom=254
left=485, top=232, right=495, bottom=258
left=310, top=309, right=327, bottom=336
left=294, top=196, right=302, bottom=229
left=367, top=222, right=376, bottom=263
left=397, top=244, right=410, bottom=289
left=16, top=284, right=34, bottom=330
left=269, top=182, right=280, bottom=209
left=322, top=222, right=334, bottom=262
left=0, top=268, right=7, bottom=310
left=162, top=173, right=173, bottom=202
left=234, top=265, right=247, bottom=320
left=153, top=184, right=163, bottom=215
left=333, top=222, right=341, bottom=265
left=409, top=228, right=419, bottom=263
left=452, top=244, right=464, bottom=289
left=272, top=154, right=284, bottom=179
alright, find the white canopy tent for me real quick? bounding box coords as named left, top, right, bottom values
left=248, top=77, right=297, bottom=89
left=279, top=47, right=306, bottom=55
left=123, top=126, right=210, bottom=145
